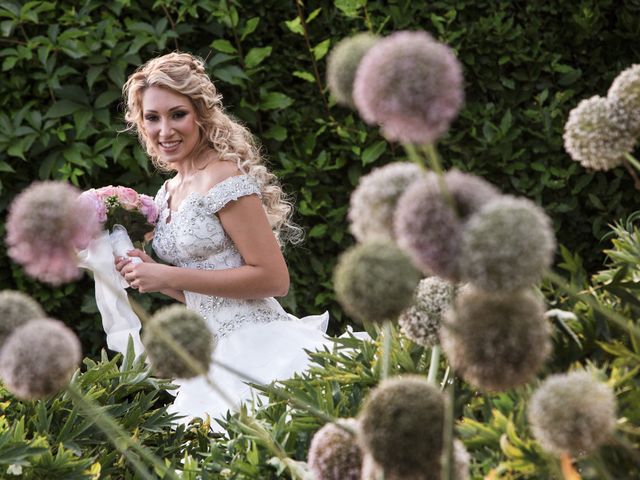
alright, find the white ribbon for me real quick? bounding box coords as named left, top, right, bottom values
left=77, top=227, right=145, bottom=357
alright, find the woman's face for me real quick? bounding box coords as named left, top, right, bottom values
left=141, top=86, right=200, bottom=166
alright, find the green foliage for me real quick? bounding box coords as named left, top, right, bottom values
left=0, top=345, right=186, bottom=479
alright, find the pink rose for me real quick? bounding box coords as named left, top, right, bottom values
left=95, top=185, right=118, bottom=201
left=78, top=189, right=108, bottom=223
left=139, top=194, right=159, bottom=225
left=115, top=186, right=139, bottom=211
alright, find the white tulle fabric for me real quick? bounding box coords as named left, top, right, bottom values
left=78, top=229, right=145, bottom=356
left=152, top=174, right=331, bottom=425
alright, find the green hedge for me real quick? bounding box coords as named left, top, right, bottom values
left=1, top=0, right=639, bottom=353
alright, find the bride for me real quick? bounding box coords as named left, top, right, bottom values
left=115, top=52, right=331, bottom=425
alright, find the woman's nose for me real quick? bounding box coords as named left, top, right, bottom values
left=159, top=118, right=173, bottom=137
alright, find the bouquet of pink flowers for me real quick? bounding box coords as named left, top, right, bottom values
left=80, top=186, right=159, bottom=245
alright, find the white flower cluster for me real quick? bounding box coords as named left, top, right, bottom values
left=564, top=64, right=640, bottom=171
left=398, top=276, right=455, bottom=347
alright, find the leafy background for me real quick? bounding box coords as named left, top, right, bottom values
left=0, top=0, right=639, bottom=354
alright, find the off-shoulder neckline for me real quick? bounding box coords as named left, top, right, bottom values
left=162, top=174, right=254, bottom=214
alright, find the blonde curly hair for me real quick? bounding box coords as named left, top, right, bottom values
left=122, top=52, right=301, bottom=244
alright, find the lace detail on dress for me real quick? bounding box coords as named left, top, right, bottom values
left=152, top=174, right=290, bottom=338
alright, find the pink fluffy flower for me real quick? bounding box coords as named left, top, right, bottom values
left=353, top=31, right=464, bottom=144
left=5, top=181, right=101, bottom=285
left=139, top=194, right=159, bottom=225
left=78, top=189, right=108, bottom=223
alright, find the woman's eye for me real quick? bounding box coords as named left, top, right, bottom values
left=172, top=111, right=187, bottom=119
left=144, top=115, right=158, bottom=122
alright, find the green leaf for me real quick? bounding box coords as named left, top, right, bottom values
left=259, top=92, right=294, bottom=110
left=94, top=90, right=120, bottom=109
left=263, top=125, right=287, bottom=141
left=211, top=39, right=236, bottom=54
left=312, top=39, right=331, bottom=61
left=284, top=17, right=304, bottom=36
left=241, top=17, right=260, bottom=40
left=1, top=19, right=14, bottom=37
left=293, top=70, right=315, bottom=82
left=362, top=140, right=386, bottom=166
left=588, top=193, right=605, bottom=210
left=0, top=160, right=14, bottom=172
left=308, top=224, right=328, bottom=238
left=45, top=99, right=84, bottom=118
left=306, top=7, right=322, bottom=23
left=86, top=65, right=103, bottom=89
left=244, top=46, right=272, bottom=69
left=334, top=0, right=365, bottom=17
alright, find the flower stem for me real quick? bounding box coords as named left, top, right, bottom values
left=426, top=345, right=440, bottom=385
left=545, top=270, right=640, bottom=343
left=624, top=152, right=640, bottom=172
left=67, top=383, right=178, bottom=480
left=381, top=321, right=392, bottom=380
left=422, top=143, right=458, bottom=216
left=403, top=143, right=427, bottom=170
left=623, top=153, right=640, bottom=190
left=441, top=383, right=455, bottom=480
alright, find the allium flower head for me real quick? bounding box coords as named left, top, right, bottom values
left=308, top=418, right=363, bottom=480
left=353, top=30, right=464, bottom=144
left=460, top=196, right=556, bottom=292
left=348, top=162, right=425, bottom=242
left=440, top=287, right=551, bottom=391
left=528, top=371, right=617, bottom=457
left=359, top=375, right=444, bottom=476
left=143, top=305, right=214, bottom=379
left=563, top=95, right=637, bottom=171
left=360, top=439, right=469, bottom=480
left=0, top=290, right=45, bottom=348
left=608, top=64, right=640, bottom=135
left=394, top=169, right=500, bottom=281
left=333, top=241, right=421, bottom=324
left=327, top=33, right=380, bottom=108
left=6, top=181, right=101, bottom=285
left=398, top=276, right=456, bottom=347
left=0, top=318, right=81, bottom=400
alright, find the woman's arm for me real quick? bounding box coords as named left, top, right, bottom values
left=122, top=194, right=290, bottom=299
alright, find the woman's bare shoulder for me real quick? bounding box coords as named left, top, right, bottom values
left=202, top=160, right=244, bottom=189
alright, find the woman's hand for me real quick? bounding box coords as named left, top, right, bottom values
left=120, top=252, right=170, bottom=293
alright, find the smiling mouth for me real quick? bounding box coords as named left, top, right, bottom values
left=160, top=140, right=181, bottom=149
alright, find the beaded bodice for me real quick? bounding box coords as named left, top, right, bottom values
left=152, top=174, right=290, bottom=338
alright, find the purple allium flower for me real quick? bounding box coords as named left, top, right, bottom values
left=348, top=162, right=425, bottom=242
left=528, top=371, right=617, bottom=457
left=327, top=33, right=380, bottom=108
left=143, top=305, right=214, bottom=379
left=333, top=241, right=421, bottom=324
left=0, top=318, right=81, bottom=400
left=440, top=287, right=551, bottom=391
left=460, top=196, right=556, bottom=292
left=358, top=375, right=444, bottom=477
left=6, top=181, right=101, bottom=285
left=563, top=95, right=637, bottom=171
left=308, top=418, right=363, bottom=480
left=608, top=64, right=640, bottom=135
left=353, top=30, right=464, bottom=144
left=398, top=276, right=456, bottom=347
left=0, top=290, right=45, bottom=348
left=394, top=170, right=500, bottom=281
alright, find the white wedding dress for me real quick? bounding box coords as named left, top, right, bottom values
left=152, top=174, right=331, bottom=426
